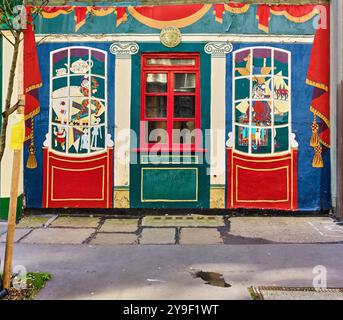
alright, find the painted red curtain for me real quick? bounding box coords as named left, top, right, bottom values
left=306, top=5, right=330, bottom=168
left=24, top=6, right=42, bottom=169
left=213, top=3, right=250, bottom=23
left=256, top=5, right=320, bottom=32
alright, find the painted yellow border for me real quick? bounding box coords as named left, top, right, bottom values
left=236, top=165, right=289, bottom=203
left=141, top=167, right=198, bottom=202
left=51, top=165, right=105, bottom=201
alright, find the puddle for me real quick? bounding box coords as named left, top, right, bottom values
left=191, top=271, right=231, bottom=288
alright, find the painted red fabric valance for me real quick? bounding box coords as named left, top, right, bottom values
left=256, top=4, right=320, bottom=32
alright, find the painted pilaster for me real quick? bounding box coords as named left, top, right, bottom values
left=205, top=42, right=232, bottom=208
left=111, top=42, right=139, bottom=208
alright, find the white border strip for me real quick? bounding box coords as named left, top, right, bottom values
left=35, top=33, right=315, bottom=44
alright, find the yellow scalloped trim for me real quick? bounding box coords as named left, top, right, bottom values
left=224, top=4, right=250, bottom=14
left=310, top=105, right=330, bottom=128
left=306, top=78, right=329, bottom=92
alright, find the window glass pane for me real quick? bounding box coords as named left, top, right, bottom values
left=235, top=99, right=250, bottom=124
left=274, top=50, right=289, bottom=77
left=69, top=48, right=90, bottom=75
left=91, top=76, right=105, bottom=100
left=70, top=75, right=86, bottom=97
left=235, top=50, right=251, bottom=77
left=174, top=73, right=195, bottom=93
left=90, top=125, right=106, bottom=152
left=147, top=58, right=195, bottom=66
left=69, top=97, right=90, bottom=126
left=274, top=127, right=289, bottom=153
left=91, top=99, right=106, bottom=125
left=173, top=121, right=195, bottom=144
left=52, top=77, right=68, bottom=98
left=235, top=78, right=250, bottom=100
left=235, top=125, right=249, bottom=153
left=52, top=125, right=67, bottom=153
left=146, top=121, right=168, bottom=143
left=53, top=50, right=68, bottom=77
left=174, top=96, right=195, bottom=118
left=146, top=74, right=167, bottom=93
left=253, top=48, right=272, bottom=76
left=252, top=77, right=271, bottom=99
left=52, top=98, right=68, bottom=125
left=68, top=126, right=89, bottom=154
left=146, top=96, right=167, bottom=118
left=91, top=50, right=105, bottom=76
left=252, top=101, right=272, bottom=126
left=251, top=128, right=272, bottom=154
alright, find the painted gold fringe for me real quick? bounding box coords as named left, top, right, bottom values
left=310, top=114, right=324, bottom=168
left=310, top=115, right=319, bottom=147
left=26, top=118, right=38, bottom=169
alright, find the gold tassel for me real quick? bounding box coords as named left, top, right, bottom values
left=26, top=143, right=37, bottom=169
left=312, top=145, right=324, bottom=168
left=26, top=118, right=38, bottom=169
left=310, top=115, right=319, bottom=147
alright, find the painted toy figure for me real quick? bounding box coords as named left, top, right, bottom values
left=53, top=127, right=66, bottom=150
left=91, top=117, right=102, bottom=151
left=80, top=128, right=90, bottom=152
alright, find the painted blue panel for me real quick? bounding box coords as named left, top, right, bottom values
left=226, top=43, right=331, bottom=211
left=24, top=42, right=115, bottom=208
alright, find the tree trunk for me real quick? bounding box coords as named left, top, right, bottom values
left=0, top=31, right=21, bottom=163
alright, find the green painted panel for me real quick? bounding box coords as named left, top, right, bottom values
left=0, top=195, right=23, bottom=221
left=141, top=155, right=198, bottom=164
left=142, top=168, right=197, bottom=202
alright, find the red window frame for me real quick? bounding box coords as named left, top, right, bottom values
left=140, top=53, right=201, bottom=152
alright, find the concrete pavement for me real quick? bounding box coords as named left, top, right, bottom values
left=1, top=215, right=343, bottom=245
left=1, top=243, right=342, bottom=300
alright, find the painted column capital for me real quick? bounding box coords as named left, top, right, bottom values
left=110, top=42, right=139, bottom=59
left=204, top=42, right=233, bottom=58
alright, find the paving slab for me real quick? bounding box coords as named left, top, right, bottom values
left=228, top=217, right=343, bottom=244
left=180, top=228, right=223, bottom=245
left=99, top=219, right=139, bottom=233
left=20, top=228, right=93, bottom=244
left=0, top=228, right=32, bottom=243
left=140, top=228, right=176, bottom=245
left=90, top=233, right=138, bottom=245
left=142, top=215, right=225, bottom=227
left=50, top=216, right=100, bottom=228
left=17, top=216, right=52, bottom=228
left=0, top=222, right=7, bottom=236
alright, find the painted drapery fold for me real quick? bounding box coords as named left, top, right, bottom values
left=24, top=6, right=42, bottom=169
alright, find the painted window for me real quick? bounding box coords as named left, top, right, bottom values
left=233, top=47, right=291, bottom=155
left=141, top=53, right=201, bottom=151
left=50, top=47, right=107, bottom=155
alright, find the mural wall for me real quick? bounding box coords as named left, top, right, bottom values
left=11, top=2, right=331, bottom=212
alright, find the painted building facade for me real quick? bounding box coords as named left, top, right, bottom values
left=0, top=1, right=335, bottom=216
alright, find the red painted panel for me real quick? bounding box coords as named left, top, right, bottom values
left=43, top=148, right=113, bottom=208
left=227, top=149, right=298, bottom=210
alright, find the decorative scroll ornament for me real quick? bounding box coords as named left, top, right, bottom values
left=110, top=42, right=139, bottom=58
left=204, top=42, right=233, bottom=57
left=160, top=26, right=182, bottom=48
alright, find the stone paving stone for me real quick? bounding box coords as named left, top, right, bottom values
left=17, top=216, right=51, bottom=228
left=99, top=219, right=139, bottom=233
left=20, top=228, right=93, bottom=244
left=256, top=289, right=343, bottom=300
left=142, top=215, right=225, bottom=227
left=180, top=228, right=223, bottom=245
left=0, top=228, right=32, bottom=243
left=140, top=228, right=176, bottom=245
left=50, top=216, right=100, bottom=228
left=90, top=233, right=138, bottom=245
left=228, top=217, right=343, bottom=243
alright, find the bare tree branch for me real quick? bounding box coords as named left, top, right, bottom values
left=0, top=30, right=14, bottom=45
